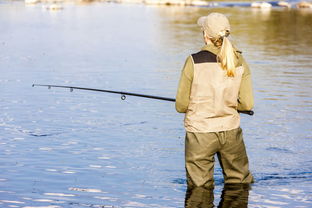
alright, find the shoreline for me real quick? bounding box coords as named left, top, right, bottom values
left=19, top=0, right=312, bottom=9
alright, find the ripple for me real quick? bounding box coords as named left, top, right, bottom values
left=68, top=187, right=102, bottom=193
left=18, top=129, right=64, bottom=138
left=62, top=170, right=76, bottom=174
left=44, top=193, right=75, bottom=197
left=12, top=137, right=25, bottom=141
left=123, top=121, right=147, bottom=126
left=94, top=196, right=117, bottom=201
left=0, top=190, right=15, bottom=194
left=33, top=199, right=54, bottom=202
left=61, top=141, right=78, bottom=146
left=123, top=201, right=148, bottom=207
left=266, top=147, right=293, bottom=154
left=263, top=199, right=289, bottom=205
left=263, top=97, right=288, bottom=101
left=134, top=194, right=148, bottom=198
left=279, top=188, right=304, bottom=194
left=45, top=169, right=57, bottom=172
left=23, top=206, right=61, bottom=208
left=271, top=194, right=292, bottom=199
left=97, top=156, right=110, bottom=160
left=256, top=171, right=312, bottom=183
left=105, top=165, right=116, bottom=169
left=93, top=148, right=104, bottom=151
left=0, top=200, right=25, bottom=204
left=39, top=147, right=53, bottom=151
left=89, top=165, right=102, bottom=168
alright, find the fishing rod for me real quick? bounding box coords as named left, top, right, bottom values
left=32, top=84, right=254, bottom=115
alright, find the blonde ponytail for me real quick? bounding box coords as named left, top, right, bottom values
left=210, top=33, right=236, bottom=77
left=218, top=36, right=236, bottom=77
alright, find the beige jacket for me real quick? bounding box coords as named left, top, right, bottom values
left=176, top=44, right=254, bottom=133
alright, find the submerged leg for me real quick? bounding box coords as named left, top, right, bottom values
left=217, top=128, right=254, bottom=184
left=185, top=132, right=220, bottom=188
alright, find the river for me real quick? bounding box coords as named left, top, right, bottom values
left=0, top=1, right=311, bottom=207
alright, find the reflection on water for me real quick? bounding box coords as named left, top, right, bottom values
left=185, top=186, right=214, bottom=208
left=0, top=1, right=312, bottom=208
left=185, top=184, right=250, bottom=208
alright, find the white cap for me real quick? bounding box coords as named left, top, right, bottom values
left=197, top=12, right=231, bottom=38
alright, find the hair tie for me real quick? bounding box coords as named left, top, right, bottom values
left=219, top=30, right=230, bottom=38
left=219, top=31, right=226, bottom=38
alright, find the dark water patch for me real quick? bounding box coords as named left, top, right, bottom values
left=266, top=147, right=294, bottom=154
left=255, top=137, right=265, bottom=140
left=255, top=171, right=312, bottom=185
left=172, top=178, right=185, bottom=185
left=217, top=1, right=295, bottom=8
left=28, top=132, right=64, bottom=137
left=122, top=121, right=148, bottom=126
left=263, top=97, right=288, bottom=101
left=172, top=177, right=224, bottom=186
left=267, top=163, right=280, bottom=168
left=219, top=2, right=251, bottom=7
left=0, top=121, right=65, bottom=138
left=173, top=171, right=312, bottom=187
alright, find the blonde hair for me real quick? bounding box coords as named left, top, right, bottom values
left=210, top=32, right=236, bottom=77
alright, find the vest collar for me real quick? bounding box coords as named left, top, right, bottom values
left=201, top=43, right=220, bottom=55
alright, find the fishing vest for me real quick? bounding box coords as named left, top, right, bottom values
left=184, top=50, right=244, bottom=133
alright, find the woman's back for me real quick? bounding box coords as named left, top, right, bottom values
left=184, top=45, right=244, bottom=133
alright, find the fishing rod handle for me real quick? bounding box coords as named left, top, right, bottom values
left=238, top=110, right=254, bottom=115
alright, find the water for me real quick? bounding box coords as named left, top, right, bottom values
left=1, top=1, right=312, bottom=207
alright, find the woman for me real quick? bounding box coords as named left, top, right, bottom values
left=176, top=13, right=254, bottom=188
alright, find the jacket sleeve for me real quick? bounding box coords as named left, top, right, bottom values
left=175, top=56, right=194, bottom=113
left=237, top=56, right=254, bottom=111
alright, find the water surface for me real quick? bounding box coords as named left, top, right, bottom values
left=0, top=1, right=312, bottom=207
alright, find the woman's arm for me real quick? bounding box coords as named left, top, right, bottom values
left=237, top=56, right=254, bottom=111
left=175, top=56, right=194, bottom=113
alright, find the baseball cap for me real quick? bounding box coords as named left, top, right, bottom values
left=197, top=13, right=231, bottom=38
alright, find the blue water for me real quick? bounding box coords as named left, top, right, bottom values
left=0, top=1, right=312, bottom=207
